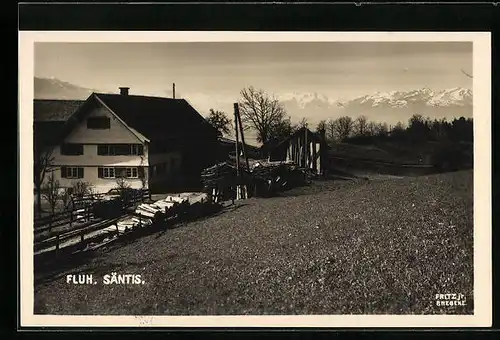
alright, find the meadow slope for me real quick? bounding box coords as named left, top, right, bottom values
left=34, top=170, right=473, bottom=315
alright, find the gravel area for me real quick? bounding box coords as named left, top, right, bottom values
left=34, top=170, right=473, bottom=315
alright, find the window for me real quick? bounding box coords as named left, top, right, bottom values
left=98, top=167, right=138, bottom=179
left=87, top=117, right=110, bottom=129
left=61, top=166, right=84, bottom=179
left=60, top=143, right=84, bottom=155
left=97, top=144, right=144, bottom=156
left=98, top=167, right=115, bottom=179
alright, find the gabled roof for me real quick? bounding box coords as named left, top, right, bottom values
left=93, top=93, right=218, bottom=141
left=34, top=99, right=86, bottom=122
left=218, top=137, right=261, bottom=155
left=261, top=127, right=327, bottom=151
left=41, top=93, right=219, bottom=147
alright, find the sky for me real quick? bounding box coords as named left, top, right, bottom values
left=35, top=41, right=472, bottom=144
left=36, top=41, right=472, bottom=98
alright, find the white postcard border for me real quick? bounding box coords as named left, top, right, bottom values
left=19, top=31, right=492, bottom=328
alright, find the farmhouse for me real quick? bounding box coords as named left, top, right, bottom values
left=34, top=87, right=219, bottom=194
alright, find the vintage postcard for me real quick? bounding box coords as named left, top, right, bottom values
left=19, top=31, right=491, bottom=328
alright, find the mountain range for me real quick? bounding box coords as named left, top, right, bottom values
left=278, top=87, right=472, bottom=125
left=34, top=77, right=103, bottom=100
left=34, top=77, right=473, bottom=125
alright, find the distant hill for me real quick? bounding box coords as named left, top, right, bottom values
left=34, top=77, right=105, bottom=100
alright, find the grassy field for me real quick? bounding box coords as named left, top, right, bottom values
left=34, top=170, right=473, bottom=315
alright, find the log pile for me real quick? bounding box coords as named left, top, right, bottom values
left=201, top=162, right=239, bottom=189
left=103, top=192, right=218, bottom=236
left=130, top=192, right=213, bottom=227
left=200, top=159, right=311, bottom=200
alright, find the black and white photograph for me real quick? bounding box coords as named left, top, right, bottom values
left=19, top=31, right=491, bottom=327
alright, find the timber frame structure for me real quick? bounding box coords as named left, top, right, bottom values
left=264, top=127, right=328, bottom=176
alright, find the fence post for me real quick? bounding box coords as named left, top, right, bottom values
left=80, top=230, right=84, bottom=243
left=56, top=234, right=60, bottom=251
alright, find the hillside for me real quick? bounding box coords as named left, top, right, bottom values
left=326, top=139, right=473, bottom=177
left=34, top=170, right=473, bottom=315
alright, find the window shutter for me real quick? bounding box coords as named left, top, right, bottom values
left=138, top=145, right=144, bottom=155
left=61, top=166, right=67, bottom=178
left=98, top=167, right=103, bottom=178
left=138, top=167, right=145, bottom=179
left=78, top=167, right=84, bottom=178
left=97, top=145, right=106, bottom=155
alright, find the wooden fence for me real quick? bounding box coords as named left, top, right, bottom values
left=34, top=189, right=150, bottom=234
left=34, top=216, right=126, bottom=254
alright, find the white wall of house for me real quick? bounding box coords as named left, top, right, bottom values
left=41, top=103, right=150, bottom=194
left=39, top=103, right=193, bottom=194
left=46, top=166, right=147, bottom=193
left=65, top=106, right=141, bottom=144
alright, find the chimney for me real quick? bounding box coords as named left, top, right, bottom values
left=172, top=83, right=176, bottom=99
left=119, top=87, right=129, bottom=96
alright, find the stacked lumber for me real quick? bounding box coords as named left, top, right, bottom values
left=135, top=203, right=164, bottom=219
left=177, top=192, right=209, bottom=205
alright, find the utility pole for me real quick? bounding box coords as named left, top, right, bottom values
left=234, top=103, right=240, bottom=177
left=234, top=103, right=250, bottom=172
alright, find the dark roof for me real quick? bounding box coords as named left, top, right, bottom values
left=34, top=99, right=85, bottom=122
left=34, top=93, right=219, bottom=148
left=218, top=137, right=260, bottom=151
left=261, top=127, right=326, bottom=151
left=94, top=93, right=218, bottom=141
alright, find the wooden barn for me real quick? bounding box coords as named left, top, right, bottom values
left=261, top=127, right=329, bottom=175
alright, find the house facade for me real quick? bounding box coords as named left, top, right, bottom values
left=34, top=88, right=218, bottom=194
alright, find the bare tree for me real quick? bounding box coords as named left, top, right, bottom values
left=238, top=86, right=287, bottom=144
left=269, top=117, right=297, bottom=141
left=41, top=172, right=61, bottom=216
left=34, top=147, right=55, bottom=217
left=205, top=109, right=232, bottom=137
left=316, top=120, right=327, bottom=133
left=297, top=117, right=309, bottom=129
left=325, top=118, right=337, bottom=142
left=376, top=122, right=389, bottom=136
left=71, top=180, right=94, bottom=199
left=115, top=177, right=131, bottom=191
left=354, top=115, right=369, bottom=137
left=367, top=121, right=377, bottom=136
left=333, top=116, right=354, bottom=141
left=60, top=188, right=73, bottom=212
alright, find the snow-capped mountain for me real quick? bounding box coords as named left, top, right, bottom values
left=280, top=87, right=472, bottom=125
left=34, top=77, right=106, bottom=100
left=33, top=77, right=473, bottom=126
left=278, top=92, right=337, bottom=109
left=344, top=87, right=472, bottom=109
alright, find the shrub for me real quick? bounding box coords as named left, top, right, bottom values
left=71, top=180, right=95, bottom=199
